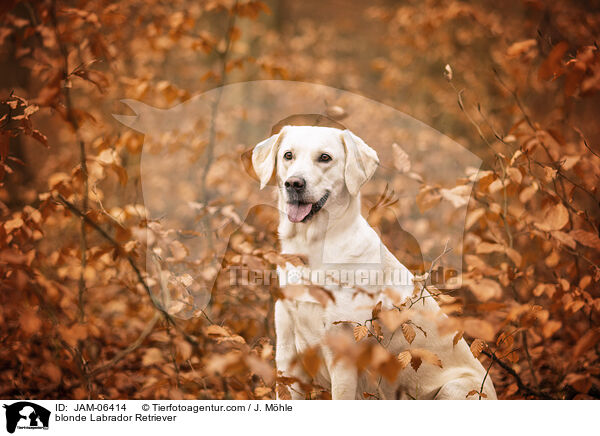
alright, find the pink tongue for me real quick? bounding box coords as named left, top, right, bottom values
left=287, top=203, right=313, bottom=223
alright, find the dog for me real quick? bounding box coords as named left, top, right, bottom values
left=252, top=124, right=497, bottom=400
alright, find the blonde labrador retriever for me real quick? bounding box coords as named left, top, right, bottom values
left=252, top=125, right=497, bottom=400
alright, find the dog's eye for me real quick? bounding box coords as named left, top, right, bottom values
left=319, top=153, right=332, bottom=162
left=283, top=151, right=293, bottom=160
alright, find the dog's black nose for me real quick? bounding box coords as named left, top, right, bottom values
left=285, top=177, right=306, bottom=191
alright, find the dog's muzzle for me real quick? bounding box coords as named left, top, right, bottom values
left=286, top=190, right=330, bottom=223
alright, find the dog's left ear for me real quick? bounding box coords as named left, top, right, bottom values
left=251, top=127, right=287, bottom=189
left=340, top=129, right=379, bottom=196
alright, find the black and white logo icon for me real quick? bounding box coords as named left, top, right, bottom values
left=3, top=402, right=50, bottom=434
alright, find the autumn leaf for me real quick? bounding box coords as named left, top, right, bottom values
left=301, top=347, right=321, bottom=378
left=397, top=350, right=411, bottom=370
left=507, top=39, right=537, bottom=57
left=465, top=278, right=503, bottom=302
left=19, top=310, right=42, bottom=336
left=470, top=339, right=485, bottom=358
left=354, top=325, right=368, bottom=342
left=416, top=185, right=442, bottom=213
left=439, top=185, right=470, bottom=208
left=464, top=319, right=495, bottom=342
left=453, top=330, right=464, bottom=347
left=392, top=143, right=411, bottom=173
left=142, top=348, right=164, bottom=366
left=401, top=322, right=416, bottom=344
left=409, top=348, right=442, bottom=370
left=371, top=301, right=382, bottom=319
left=538, top=41, right=569, bottom=81
left=276, top=383, right=292, bottom=400
left=535, top=203, right=569, bottom=232
left=476, top=242, right=504, bottom=254
left=569, top=229, right=600, bottom=250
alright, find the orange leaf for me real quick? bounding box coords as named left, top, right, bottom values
left=401, top=322, right=416, bottom=344
left=353, top=325, right=368, bottom=342
left=470, top=339, right=485, bottom=358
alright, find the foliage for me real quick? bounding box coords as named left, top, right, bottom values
left=1, top=0, right=599, bottom=399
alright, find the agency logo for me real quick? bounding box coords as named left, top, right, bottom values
left=2, top=402, right=50, bottom=434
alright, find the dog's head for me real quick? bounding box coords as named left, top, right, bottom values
left=252, top=125, right=379, bottom=223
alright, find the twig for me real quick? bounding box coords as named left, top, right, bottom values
left=90, top=313, right=160, bottom=376
left=482, top=349, right=554, bottom=399
left=521, top=330, right=539, bottom=388
left=199, top=1, right=239, bottom=244
left=50, top=0, right=89, bottom=322
left=492, top=67, right=535, bottom=129
left=56, top=194, right=200, bottom=348
left=408, top=241, right=452, bottom=308
left=573, top=125, right=600, bottom=159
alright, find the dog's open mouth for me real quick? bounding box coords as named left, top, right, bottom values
left=287, top=191, right=330, bottom=223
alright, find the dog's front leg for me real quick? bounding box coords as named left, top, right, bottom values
left=275, top=300, right=309, bottom=399
left=329, top=361, right=358, bottom=400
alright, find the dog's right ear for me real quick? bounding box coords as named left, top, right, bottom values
left=251, top=127, right=287, bottom=189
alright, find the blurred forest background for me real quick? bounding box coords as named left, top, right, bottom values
left=1, top=0, right=600, bottom=400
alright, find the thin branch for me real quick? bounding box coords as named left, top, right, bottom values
left=50, top=0, right=89, bottom=322
left=521, top=330, right=539, bottom=388
left=482, top=349, right=554, bottom=399
left=200, top=1, right=239, bottom=215
left=56, top=194, right=200, bottom=348
left=90, top=313, right=160, bottom=376
left=573, top=125, right=600, bottom=159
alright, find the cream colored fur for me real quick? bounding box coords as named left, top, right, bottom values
left=252, top=125, right=497, bottom=400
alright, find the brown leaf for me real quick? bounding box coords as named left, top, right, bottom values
left=464, top=319, right=495, bottom=341
left=397, top=350, right=411, bottom=370
left=276, top=383, right=292, bottom=400
left=416, top=186, right=441, bottom=213
left=301, top=347, right=321, bottom=378
left=440, top=185, right=470, bottom=208
left=410, top=348, right=443, bottom=369
left=476, top=242, right=504, bottom=254
left=392, top=143, right=411, bottom=173
left=371, top=301, right=382, bottom=319
left=542, top=320, right=562, bottom=338
left=19, top=310, right=42, bottom=336
left=60, top=324, right=88, bottom=348
left=354, top=325, right=368, bottom=342
left=534, top=203, right=569, bottom=232
left=465, top=278, right=503, bottom=302
left=551, top=231, right=577, bottom=249
left=142, top=348, right=163, bottom=366
left=505, top=247, right=522, bottom=267
left=507, top=39, right=537, bottom=57
left=410, top=355, right=422, bottom=371
left=401, top=322, right=416, bottom=344
left=453, top=330, right=464, bottom=347
left=569, top=229, right=600, bottom=250
left=372, top=320, right=383, bottom=339
left=379, top=309, right=407, bottom=331
left=538, top=41, right=569, bottom=81
left=41, top=362, right=62, bottom=384
left=565, top=373, right=591, bottom=394
left=533, top=283, right=556, bottom=298
left=470, top=339, right=485, bottom=358
left=246, top=355, right=275, bottom=385
left=570, top=329, right=600, bottom=365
